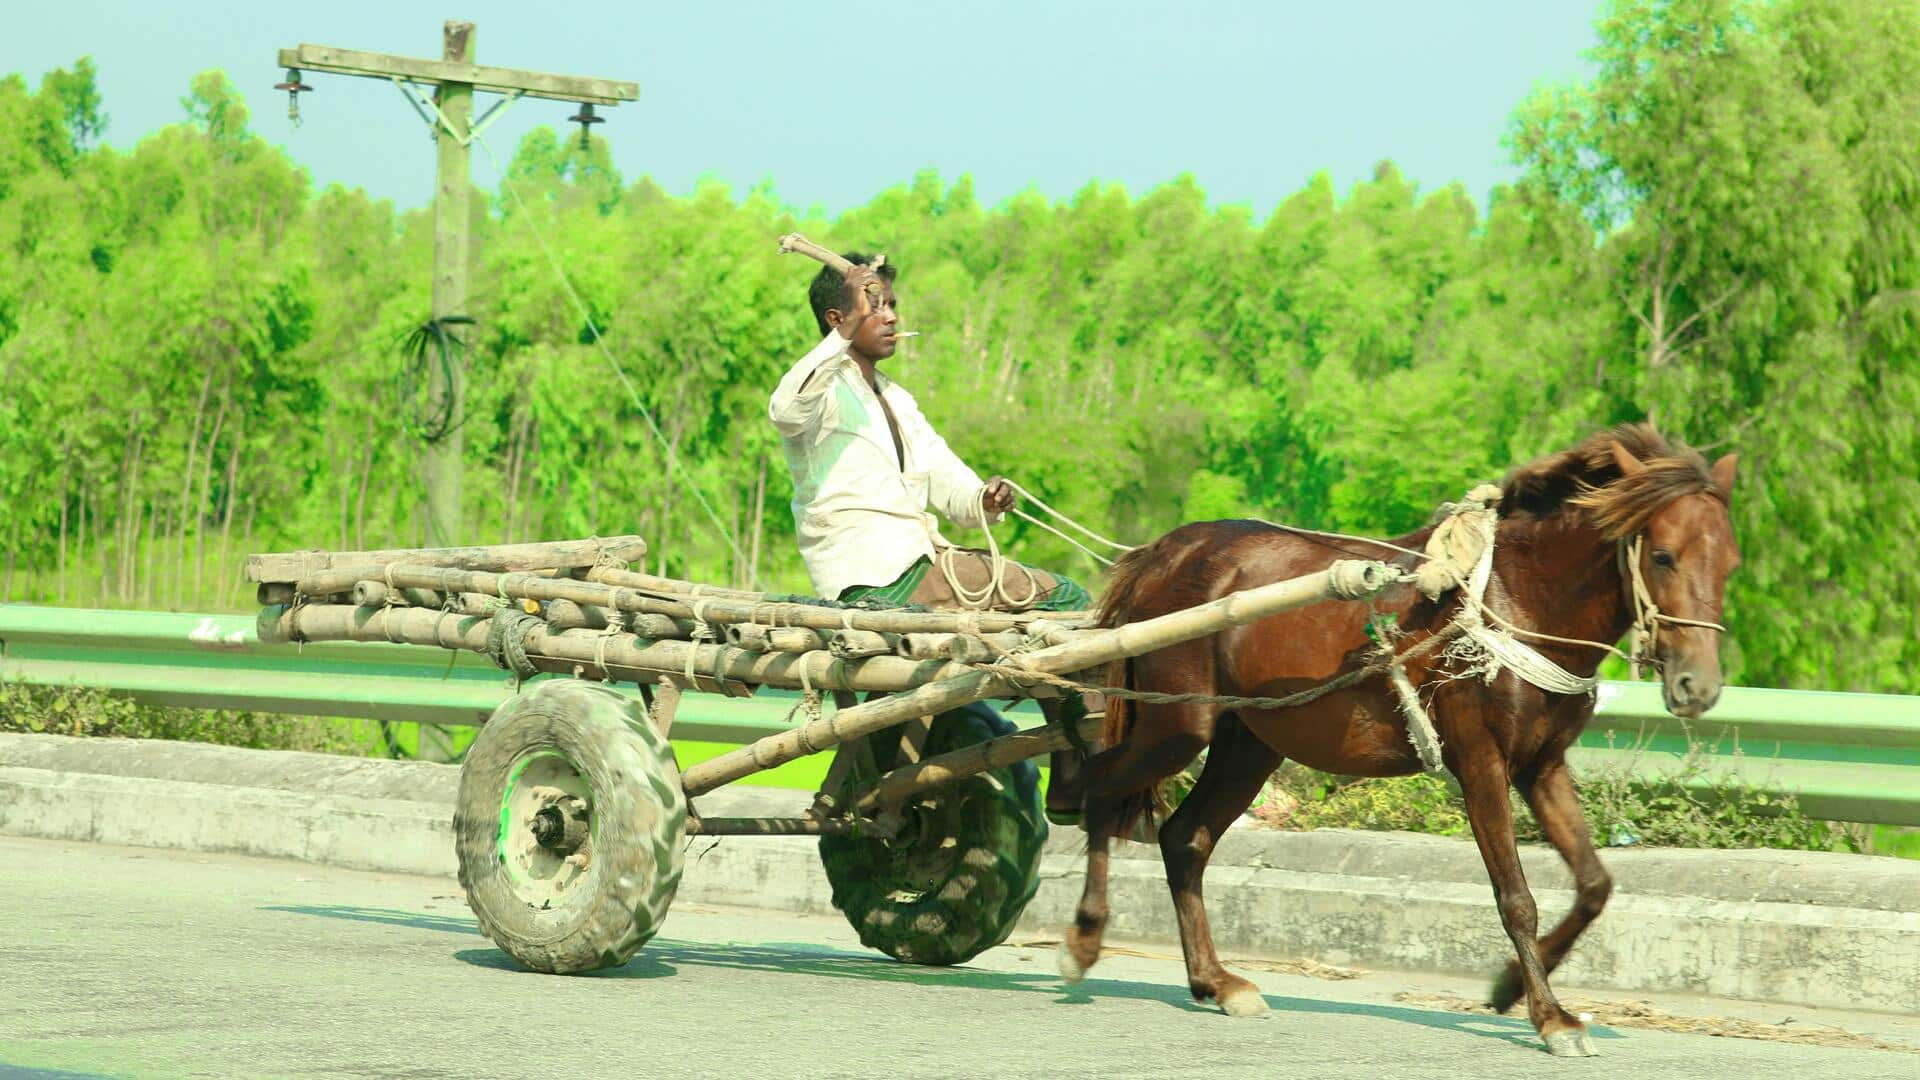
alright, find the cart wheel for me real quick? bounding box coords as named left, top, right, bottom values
left=455, top=679, right=686, bottom=974
left=819, top=702, right=1047, bottom=966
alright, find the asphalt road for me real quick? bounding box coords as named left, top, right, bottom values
left=0, top=836, right=1913, bottom=1080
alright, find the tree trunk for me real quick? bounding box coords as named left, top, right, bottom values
left=141, top=501, right=157, bottom=608
left=749, top=453, right=767, bottom=589
left=176, top=368, right=215, bottom=609
left=217, top=423, right=243, bottom=610
left=77, top=473, right=90, bottom=608
left=2, top=522, right=15, bottom=603
left=194, top=387, right=230, bottom=606
left=57, top=467, right=70, bottom=606
left=355, top=418, right=374, bottom=551
left=336, top=436, right=350, bottom=552
left=118, top=430, right=145, bottom=604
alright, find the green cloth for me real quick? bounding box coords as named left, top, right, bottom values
left=838, top=556, right=1090, bottom=612
left=837, top=557, right=934, bottom=607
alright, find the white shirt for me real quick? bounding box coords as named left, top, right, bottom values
left=770, top=331, right=1001, bottom=598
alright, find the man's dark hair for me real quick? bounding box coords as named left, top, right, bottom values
left=808, top=252, right=897, bottom=336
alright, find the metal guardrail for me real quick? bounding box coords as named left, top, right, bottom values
left=3, top=604, right=1918, bottom=824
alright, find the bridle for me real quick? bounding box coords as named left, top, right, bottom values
left=1619, top=534, right=1727, bottom=677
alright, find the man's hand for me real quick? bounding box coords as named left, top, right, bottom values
left=982, top=477, right=1017, bottom=515
left=834, top=264, right=882, bottom=340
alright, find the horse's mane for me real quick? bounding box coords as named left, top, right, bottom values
left=1500, top=422, right=1728, bottom=541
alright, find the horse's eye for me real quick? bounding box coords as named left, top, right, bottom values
left=1651, top=549, right=1676, bottom=569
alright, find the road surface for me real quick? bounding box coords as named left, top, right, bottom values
left=0, top=836, right=1913, bottom=1079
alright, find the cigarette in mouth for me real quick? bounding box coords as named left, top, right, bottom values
left=895, top=330, right=920, bottom=338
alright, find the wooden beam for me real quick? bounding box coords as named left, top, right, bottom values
left=277, top=44, right=639, bottom=105
left=245, top=536, right=649, bottom=583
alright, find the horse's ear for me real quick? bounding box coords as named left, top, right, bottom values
left=1608, top=440, right=1647, bottom=478
left=1711, top=452, right=1738, bottom=496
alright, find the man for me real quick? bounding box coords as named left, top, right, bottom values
left=769, top=253, right=1092, bottom=825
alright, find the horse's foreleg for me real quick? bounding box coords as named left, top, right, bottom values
left=1456, top=744, right=1596, bottom=1057
left=1489, top=757, right=1612, bottom=1014
left=1061, top=724, right=1206, bottom=983
left=1158, top=712, right=1278, bottom=1018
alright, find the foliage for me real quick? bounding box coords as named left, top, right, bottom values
left=1256, top=745, right=1857, bottom=855
left=0, top=684, right=384, bottom=756
left=2, top=0, right=1918, bottom=698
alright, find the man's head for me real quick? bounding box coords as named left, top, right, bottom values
left=810, top=252, right=899, bottom=361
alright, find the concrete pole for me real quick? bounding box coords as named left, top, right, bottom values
left=426, top=20, right=473, bottom=550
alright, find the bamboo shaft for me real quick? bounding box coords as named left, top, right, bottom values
left=265, top=604, right=1004, bottom=695
left=686, top=816, right=853, bottom=837
left=247, top=535, right=647, bottom=583
left=855, top=715, right=1103, bottom=813
left=579, top=565, right=766, bottom=602
left=297, top=563, right=1064, bottom=635
left=680, top=560, right=1391, bottom=796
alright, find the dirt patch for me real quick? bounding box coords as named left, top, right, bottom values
left=1393, top=991, right=1920, bottom=1054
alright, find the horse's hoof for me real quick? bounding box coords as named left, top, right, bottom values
left=1057, top=943, right=1086, bottom=983
left=1543, top=1028, right=1598, bottom=1057
left=1217, top=985, right=1270, bottom=1018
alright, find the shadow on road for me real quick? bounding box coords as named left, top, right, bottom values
left=262, top=903, right=483, bottom=936
left=264, top=903, right=1612, bottom=1054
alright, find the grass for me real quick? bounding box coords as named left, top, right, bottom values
left=1244, top=742, right=1864, bottom=855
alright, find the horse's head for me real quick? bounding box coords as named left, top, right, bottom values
left=1607, top=442, right=1741, bottom=718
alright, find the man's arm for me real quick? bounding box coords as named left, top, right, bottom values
left=769, top=264, right=882, bottom=436
left=914, top=411, right=1008, bottom=530
left=768, top=332, right=852, bottom=436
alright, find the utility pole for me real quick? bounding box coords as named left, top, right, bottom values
left=273, top=23, right=637, bottom=549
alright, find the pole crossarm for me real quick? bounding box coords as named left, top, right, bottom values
left=276, top=44, right=638, bottom=105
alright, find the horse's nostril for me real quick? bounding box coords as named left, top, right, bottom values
left=1674, top=672, right=1696, bottom=700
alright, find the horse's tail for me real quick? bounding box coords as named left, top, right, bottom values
left=1095, top=539, right=1168, bottom=839
left=1101, top=655, right=1156, bottom=839
left=1094, top=539, right=1158, bottom=751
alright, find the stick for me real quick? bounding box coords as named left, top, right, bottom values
left=855, top=714, right=1104, bottom=813
left=776, top=232, right=885, bottom=304
left=246, top=535, right=647, bottom=584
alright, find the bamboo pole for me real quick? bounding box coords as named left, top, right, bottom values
left=578, top=565, right=766, bottom=602
left=296, top=563, right=1073, bottom=636
left=264, top=604, right=1009, bottom=696
left=855, top=714, right=1104, bottom=813
left=246, top=535, right=648, bottom=584
left=680, top=559, right=1395, bottom=796
left=686, top=817, right=853, bottom=837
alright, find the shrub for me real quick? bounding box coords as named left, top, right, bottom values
left=0, top=684, right=384, bottom=757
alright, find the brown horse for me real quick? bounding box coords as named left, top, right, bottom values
left=1060, top=424, right=1740, bottom=1057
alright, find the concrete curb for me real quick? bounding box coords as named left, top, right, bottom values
left=3, top=733, right=1915, bottom=1012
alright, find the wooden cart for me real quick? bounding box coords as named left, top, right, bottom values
left=250, top=535, right=1395, bottom=973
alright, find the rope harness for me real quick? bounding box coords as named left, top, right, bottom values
left=962, top=483, right=1724, bottom=774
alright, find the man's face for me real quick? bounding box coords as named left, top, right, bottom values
left=839, top=281, right=899, bottom=361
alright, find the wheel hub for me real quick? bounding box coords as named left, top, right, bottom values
left=497, top=752, right=596, bottom=908
left=530, top=797, right=589, bottom=855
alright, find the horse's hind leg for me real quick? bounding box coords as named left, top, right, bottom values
left=1456, top=743, right=1595, bottom=1057
left=1061, top=716, right=1207, bottom=983
left=1489, top=756, right=1612, bottom=1014
left=1158, top=711, right=1280, bottom=1018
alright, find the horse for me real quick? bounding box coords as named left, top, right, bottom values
left=1060, top=424, right=1740, bottom=1058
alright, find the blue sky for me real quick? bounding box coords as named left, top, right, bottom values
left=6, top=1, right=1602, bottom=217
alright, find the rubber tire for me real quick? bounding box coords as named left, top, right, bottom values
left=456, top=679, right=687, bottom=974
left=819, top=702, right=1047, bottom=966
